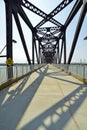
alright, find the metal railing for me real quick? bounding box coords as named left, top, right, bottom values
left=54, top=64, right=87, bottom=80
left=1, top=63, right=87, bottom=86
left=0, top=64, right=44, bottom=85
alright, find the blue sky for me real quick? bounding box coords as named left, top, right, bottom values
left=0, top=0, right=87, bottom=63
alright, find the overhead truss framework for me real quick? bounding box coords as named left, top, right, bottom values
left=1, top=0, right=87, bottom=64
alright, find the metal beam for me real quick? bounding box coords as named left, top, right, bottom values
left=0, top=55, right=7, bottom=58
left=5, top=1, right=13, bottom=79
left=34, top=40, right=40, bottom=64
left=84, top=36, right=87, bottom=40
left=18, top=5, right=34, bottom=31
left=0, top=45, right=6, bottom=55
left=37, top=27, right=56, bottom=31
left=59, top=40, right=64, bottom=64
left=32, top=33, right=35, bottom=64
left=13, top=11, right=31, bottom=64
left=38, top=40, right=41, bottom=64
left=5, top=2, right=13, bottom=60
left=63, top=32, right=66, bottom=64
left=64, top=0, right=82, bottom=28
left=19, top=0, right=62, bottom=27
left=47, top=0, right=73, bottom=18
left=68, top=2, right=87, bottom=64
left=56, top=40, right=59, bottom=64
left=35, top=0, right=73, bottom=28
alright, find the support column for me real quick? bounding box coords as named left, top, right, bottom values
left=59, top=39, right=63, bottom=64
left=5, top=2, right=13, bottom=79
left=56, top=41, right=59, bottom=64
left=64, top=32, right=66, bottom=64
left=38, top=40, right=41, bottom=64
left=32, top=33, right=35, bottom=64
left=34, top=40, right=39, bottom=64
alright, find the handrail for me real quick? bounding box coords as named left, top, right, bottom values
left=0, top=64, right=45, bottom=86
left=54, top=64, right=87, bottom=83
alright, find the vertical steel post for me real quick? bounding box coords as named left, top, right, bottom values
left=56, top=41, right=59, bottom=64
left=38, top=40, right=41, bottom=64
left=34, top=40, right=39, bottom=64
left=64, top=32, right=66, bottom=64
left=32, top=33, right=35, bottom=64
left=59, top=39, right=63, bottom=64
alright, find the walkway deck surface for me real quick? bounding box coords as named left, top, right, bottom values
left=0, top=64, right=87, bottom=130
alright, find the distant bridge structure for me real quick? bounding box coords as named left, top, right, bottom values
left=1, top=0, right=87, bottom=65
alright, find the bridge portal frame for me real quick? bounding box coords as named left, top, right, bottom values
left=1, top=0, right=87, bottom=69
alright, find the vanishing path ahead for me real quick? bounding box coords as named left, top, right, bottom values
left=0, top=64, right=87, bottom=130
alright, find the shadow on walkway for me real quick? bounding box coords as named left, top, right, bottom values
left=0, top=65, right=87, bottom=130
left=0, top=65, right=48, bottom=130
left=21, top=84, right=87, bottom=130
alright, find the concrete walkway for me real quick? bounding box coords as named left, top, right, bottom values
left=0, top=64, right=87, bottom=130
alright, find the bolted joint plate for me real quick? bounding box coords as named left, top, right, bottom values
left=83, top=0, right=87, bottom=4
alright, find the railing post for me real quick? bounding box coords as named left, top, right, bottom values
left=16, top=66, right=18, bottom=78
left=83, top=64, right=85, bottom=80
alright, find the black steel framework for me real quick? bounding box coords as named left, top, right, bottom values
left=1, top=0, right=87, bottom=66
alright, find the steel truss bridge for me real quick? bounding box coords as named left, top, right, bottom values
left=0, top=0, right=87, bottom=65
